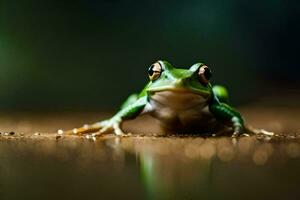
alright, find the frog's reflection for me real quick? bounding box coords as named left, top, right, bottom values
left=105, top=135, right=283, bottom=199
left=109, top=137, right=219, bottom=199
left=139, top=151, right=216, bottom=199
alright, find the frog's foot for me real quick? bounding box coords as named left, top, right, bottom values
left=231, top=126, right=244, bottom=138
left=91, top=121, right=125, bottom=137
left=244, top=125, right=275, bottom=137
left=227, top=125, right=275, bottom=139
left=60, top=123, right=102, bottom=135
left=59, top=119, right=125, bottom=137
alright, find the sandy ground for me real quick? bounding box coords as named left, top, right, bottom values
left=0, top=105, right=299, bottom=200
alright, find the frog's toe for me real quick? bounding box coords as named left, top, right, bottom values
left=59, top=126, right=91, bottom=135
left=231, top=132, right=240, bottom=138
left=88, top=123, right=124, bottom=138
left=59, top=121, right=107, bottom=136
left=231, top=127, right=244, bottom=138
left=98, top=122, right=125, bottom=136
left=113, top=123, right=125, bottom=136
left=99, top=125, right=113, bottom=134
left=232, top=129, right=252, bottom=138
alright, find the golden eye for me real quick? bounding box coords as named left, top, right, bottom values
left=198, top=65, right=212, bottom=85
left=148, top=62, right=162, bottom=81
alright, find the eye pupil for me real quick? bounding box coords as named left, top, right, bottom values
left=204, top=67, right=212, bottom=80
left=198, top=65, right=212, bottom=85
left=148, top=62, right=162, bottom=81
left=148, top=66, right=154, bottom=76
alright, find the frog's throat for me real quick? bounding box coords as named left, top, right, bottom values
left=147, top=86, right=210, bottom=97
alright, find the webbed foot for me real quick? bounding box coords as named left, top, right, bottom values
left=59, top=118, right=125, bottom=137
left=244, top=125, right=275, bottom=137
left=230, top=125, right=275, bottom=138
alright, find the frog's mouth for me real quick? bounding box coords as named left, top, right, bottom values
left=148, top=87, right=211, bottom=110
left=149, top=89, right=210, bottom=110
left=147, top=86, right=211, bottom=97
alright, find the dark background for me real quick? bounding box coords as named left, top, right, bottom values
left=0, top=0, right=299, bottom=111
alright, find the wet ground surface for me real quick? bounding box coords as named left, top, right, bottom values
left=0, top=105, right=299, bottom=200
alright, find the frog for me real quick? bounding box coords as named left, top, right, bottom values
left=62, top=60, right=251, bottom=137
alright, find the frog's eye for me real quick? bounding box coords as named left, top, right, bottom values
left=148, top=62, right=162, bottom=81
left=198, top=65, right=212, bottom=85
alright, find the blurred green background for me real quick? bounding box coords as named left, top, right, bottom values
left=0, top=0, right=299, bottom=111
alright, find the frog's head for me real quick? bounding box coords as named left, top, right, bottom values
left=146, top=60, right=213, bottom=99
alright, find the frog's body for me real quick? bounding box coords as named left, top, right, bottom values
left=64, top=61, right=245, bottom=137
left=127, top=89, right=221, bottom=134
left=149, top=90, right=212, bottom=131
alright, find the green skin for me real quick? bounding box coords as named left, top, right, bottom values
left=65, top=61, right=245, bottom=137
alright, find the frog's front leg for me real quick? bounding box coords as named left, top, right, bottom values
left=209, top=102, right=244, bottom=137
left=62, top=95, right=147, bottom=136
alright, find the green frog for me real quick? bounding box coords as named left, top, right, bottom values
left=63, top=60, right=251, bottom=137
